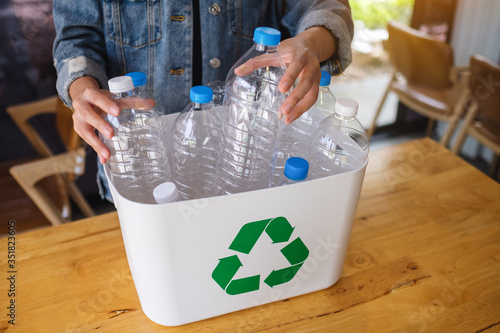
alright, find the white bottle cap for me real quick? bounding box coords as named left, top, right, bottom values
left=108, top=76, right=134, bottom=93
left=153, top=182, right=179, bottom=204
left=335, top=98, right=359, bottom=117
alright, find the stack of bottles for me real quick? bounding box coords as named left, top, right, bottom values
left=101, top=27, right=368, bottom=205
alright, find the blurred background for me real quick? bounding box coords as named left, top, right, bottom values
left=1, top=0, right=499, bottom=233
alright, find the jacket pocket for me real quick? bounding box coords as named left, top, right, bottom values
left=103, top=0, right=162, bottom=48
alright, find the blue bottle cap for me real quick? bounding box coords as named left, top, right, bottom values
left=253, top=27, right=281, bottom=46
left=125, top=72, right=147, bottom=87
left=320, top=71, right=331, bottom=86
left=190, top=86, right=213, bottom=104
left=284, top=157, right=309, bottom=181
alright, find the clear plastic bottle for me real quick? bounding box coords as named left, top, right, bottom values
left=308, top=98, right=369, bottom=179
left=101, top=75, right=171, bottom=204
left=170, top=86, right=220, bottom=200
left=125, top=71, right=166, bottom=115
left=274, top=70, right=336, bottom=184
left=126, top=71, right=170, bottom=149
left=314, top=71, right=337, bottom=119
left=278, top=157, right=309, bottom=186
left=218, top=27, right=287, bottom=195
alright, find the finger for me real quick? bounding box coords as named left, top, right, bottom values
left=119, top=97, right=155, bottom=110
left=97, top=153, right=107, bottom=165
left=144, top=98, right=157, bottom=108
left=72, top=98, right=114, bottom=139
left=82, top=88, right=120, bottom=117
left=234, top=53, right=283, bottom=76
left=72, top=88, right=118, bottom=163
left=284, top=88, right=319, bottom=124
left=280, top=71, right=319, bottom=116
left=73, top=114, right=111, bottom=161
left=278, top=57, right=308, bottom=93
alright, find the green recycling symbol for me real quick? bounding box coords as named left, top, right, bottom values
left=212, top=216, right=309, bottom=295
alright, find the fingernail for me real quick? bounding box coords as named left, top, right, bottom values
left=104, top=127, right=113, bottom=139
left=110, top=105, right=119, bottom=116
left=280, top=80, right=291, bottom=92
left=102, top=150, right=110, bottom=161
left=235, top=65, right=248, bottom=75
left=281, top=104, right=292, bottom=115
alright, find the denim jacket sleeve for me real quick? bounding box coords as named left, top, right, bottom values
left=52, top=0, right=110, bottom=108
left=281, top=0, right=354, bottom=73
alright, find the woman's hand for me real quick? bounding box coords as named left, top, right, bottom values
left=69, top=76, right=119, bottom=164
left=235, top=26, right=337, bottom=124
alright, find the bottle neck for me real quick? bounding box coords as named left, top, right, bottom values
left=111, top=90, right=133, bottom=99
left=335, top=113, right=355, bottom=122
left=192, top=102, right=211, bottom=110
left=319, top=85, right=330, bottom=93
left=255, top=43, right=278, bottom=52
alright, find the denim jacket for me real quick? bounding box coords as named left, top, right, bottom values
left=53, top=0, right=353, bottom=114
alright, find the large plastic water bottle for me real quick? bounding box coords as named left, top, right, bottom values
left=274, top=70, right=336, bottom=184
left=170, top=86, right=220, bottom=200
left=217, top=27, right=287, bottom=194
left=101, top=75, right=171, bottom=204
left=308, top=98, right=369, bottom=179
left=278, top=157, right=310, bottom=186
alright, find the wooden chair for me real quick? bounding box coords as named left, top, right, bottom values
left=367, top=21, right=470, bottom=146
left=7, top=95, right=95, bottom=226
left=452, top=54, right=500, bottom=178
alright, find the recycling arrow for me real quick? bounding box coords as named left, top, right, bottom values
left=265, top=216, right=294, bottom=243
left=212, top=216, right=309, bottom=295
left=226, top=275, right=260, bottom=295
left=264, top=263, right=303, bottom=287
left=229, top=219, right=270, bottom=254
left=280, top=237, right=309, bottom=265
left=212, top=255, right=242, bottom=290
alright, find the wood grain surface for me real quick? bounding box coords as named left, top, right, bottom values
left=1, top=138, right=499, bottom=332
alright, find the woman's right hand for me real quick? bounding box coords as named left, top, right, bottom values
left=69, top=76, right=119, bottom=164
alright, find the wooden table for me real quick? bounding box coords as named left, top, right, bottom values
left=2, top=138, right=500, bottom=332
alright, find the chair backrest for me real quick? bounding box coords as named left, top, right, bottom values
left=7, top=96, right=81, bottom=157
left=386, top=20, right=454, bottom=89
left=469, top=54, right=500, bottom=126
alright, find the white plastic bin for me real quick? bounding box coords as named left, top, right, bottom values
left=106, top=115, right=367, bottom=326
